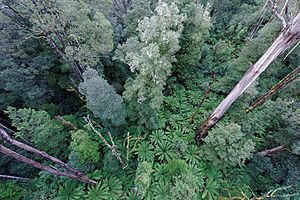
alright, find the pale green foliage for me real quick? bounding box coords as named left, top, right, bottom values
left=123, top=0, right=154, bottom=37
left=5, top=107, right=69, bottom=157
left=69, top=130, right=100, bottom=163
left=201, top=123, right=255, bottom=167
left=170, top=172, right=200, bottom=200
left=79, top=68, right=126, bottom=125
left=163, top=159, right=188, bottom=176
left=134, top=161, right=153, bottom=199
left=116, top=1, right=185, bottom=128
left=15, top=0, right=114, bottom=67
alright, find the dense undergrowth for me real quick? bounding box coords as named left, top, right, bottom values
left=0, top=0, right=300, bottom=199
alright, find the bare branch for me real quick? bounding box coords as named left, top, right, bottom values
left=196, top=12, right=300, bottom=140
left=280, top=0, right=289, bottom=15
left=268, top=0, right=288, bottom=28
left=0, top=174, right=30, bottom=181
left=55, top=116, right=78, bottom=131
left=84, top=116, right=125, bottom=166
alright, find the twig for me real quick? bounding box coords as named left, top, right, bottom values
left=250, top=0, right=270, bottom=39
left=280, top=0, right=289, bottom=15
left=246, top=66, right=300, bottom=112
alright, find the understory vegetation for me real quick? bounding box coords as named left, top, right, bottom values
left=0, top=0, right=300, bottom=199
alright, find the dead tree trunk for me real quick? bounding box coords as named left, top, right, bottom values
left=246, top=65, right=300, bottom=112
left=196, top=12, right=300, bottom=140
left=0, top=129, right=96, bottom=185
left=0, top=128, right=84, bottom=177
left=256, top=145, right=286, bottom=156
left=0, top=144, right=95, bottom=185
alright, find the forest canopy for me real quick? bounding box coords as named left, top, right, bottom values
left=0, top=0, right=300, bottom=199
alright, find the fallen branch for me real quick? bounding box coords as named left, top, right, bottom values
left=246, top=66, right=300, bottom=112
left=55, top=116, right=78, bottom=131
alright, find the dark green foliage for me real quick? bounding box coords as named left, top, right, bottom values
left=0, top=181, right=25, bottom=200
left=85, top=180, right=109, bottom=200
left=201, top=123, right=255, bottom=167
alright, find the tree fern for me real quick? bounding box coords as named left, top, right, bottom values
left=56, top=181, right=85, bottom=200
left=85, top=180, right=109, bottom=200
left=154, top=141, right=176, bottom=162
left=153, top=163, right=171, bottom=184
left=105, top=177, right=123, bottom=200
left=183, top=145, right=201, bottom=165
left=153, top=180, right=171, bottom=200
left=150, top=130, right=168, bottom=145
left=136, top=141, right=155, bottom=162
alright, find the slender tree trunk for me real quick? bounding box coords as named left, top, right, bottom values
left=0, top=129, right=96, bottom=185
left=257, top=145, right=286, bottom=156
left=0, top=144, right=96, bottom=185
left=246, top=65, right=300, bottom=112
left=189, top=84, right=211, bottom=124
left=0, top=129, right=82, bottom=176
left=196, top=12, right=300, bottom=140
left=0, top=174, right=30, bottom=181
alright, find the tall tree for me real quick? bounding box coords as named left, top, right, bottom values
left=116, top=1, right=185, bottom=129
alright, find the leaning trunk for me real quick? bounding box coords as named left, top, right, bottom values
left=0, top=144, right=96, bottom=185
left=196, top=12, right=300, bottom=140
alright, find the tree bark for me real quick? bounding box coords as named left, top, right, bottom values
left=196, top=12, right=300, bottom=140
left=246, top=65, right=300, bottom=112
left=0, top=129, right=96, bottom=185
